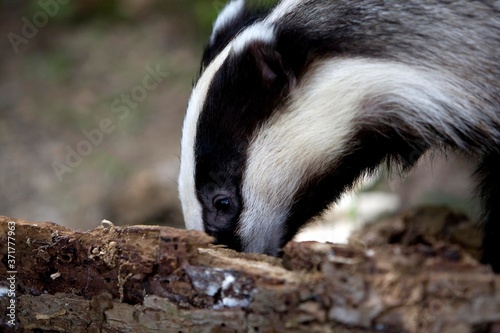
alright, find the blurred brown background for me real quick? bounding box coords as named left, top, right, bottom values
left=0, top=0, right=480, bottom=237
left=0, top=0, right=228, bottom=230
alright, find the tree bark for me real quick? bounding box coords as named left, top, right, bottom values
left=0, top=208, right=499, bottom=333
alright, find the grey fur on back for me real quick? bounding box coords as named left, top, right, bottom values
left=271, top=0, right=500, bottom=150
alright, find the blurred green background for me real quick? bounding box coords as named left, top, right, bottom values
left=0, top=0, right=479, bottom=236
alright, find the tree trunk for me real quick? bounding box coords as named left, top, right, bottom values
left=0, top=208, right=499, bottom=333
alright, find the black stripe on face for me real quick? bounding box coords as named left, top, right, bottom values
left=194, top=41, right=295, bottom=251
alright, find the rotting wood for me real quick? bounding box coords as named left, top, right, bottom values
left=0, top=207, right=499, bottom=333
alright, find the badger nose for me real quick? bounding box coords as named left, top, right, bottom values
left=211, top=231, right=243, bottom=253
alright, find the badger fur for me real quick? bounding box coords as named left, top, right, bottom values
left=179, top=0, right=500, bottom=271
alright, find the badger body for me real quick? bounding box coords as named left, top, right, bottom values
left=179, top=0, right=500, bottom=270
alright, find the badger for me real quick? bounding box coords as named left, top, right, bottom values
left=178, top=0, right=500, bottom=271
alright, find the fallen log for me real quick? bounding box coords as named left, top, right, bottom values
left=0, top=208, right=499, bottom=333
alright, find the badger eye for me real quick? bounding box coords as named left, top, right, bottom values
left=213, top=196, right=231, bottom=212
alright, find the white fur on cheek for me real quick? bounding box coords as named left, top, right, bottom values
left=238, top=58, right=471, bottom=254
left=178, top=47, right=232, bottom=231
left=239, top=60, right=361, bottom=253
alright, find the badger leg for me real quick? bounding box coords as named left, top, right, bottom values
left=477, top=153, right=500, bottom=273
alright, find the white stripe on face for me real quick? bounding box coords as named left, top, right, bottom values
left=231, top=22, right=275, bottom=54
left=238, top=59, right=361, bottom=253
left=179, top=47, right=233, bottom=231
left=211, top=0, right=246, bottom=44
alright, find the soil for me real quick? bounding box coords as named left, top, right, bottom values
left=1, top=209, right=497, bottom=333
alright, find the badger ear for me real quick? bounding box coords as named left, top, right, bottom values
left=246, top=41, right=296, bottom=89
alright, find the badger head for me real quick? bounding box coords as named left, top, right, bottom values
left=178, top=27, right=372, bottom=254
left=178, top=0, right=449, bottom=255
left=179, top=9, right=299, bottom=254
left=179, top=0, right=384, bottom=256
